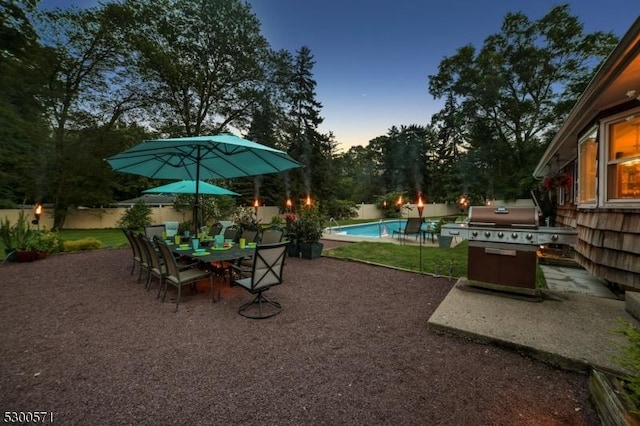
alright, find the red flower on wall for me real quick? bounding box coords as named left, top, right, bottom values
left=542, top=171, right=572, bottom=192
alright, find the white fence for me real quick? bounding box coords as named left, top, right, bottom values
left=1, top=200, right=533, bottom=229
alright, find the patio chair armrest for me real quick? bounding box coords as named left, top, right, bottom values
left=229, top=263, right=251, bottom=278
left=178, top=260, right=199, bottom=269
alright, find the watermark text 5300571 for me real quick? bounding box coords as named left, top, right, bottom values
left=3, top=412, right=54, bottom=423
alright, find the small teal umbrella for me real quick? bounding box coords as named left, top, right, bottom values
left=106, top=133, right=302, bottom=230
left=143, top=180, right=240, bottom=197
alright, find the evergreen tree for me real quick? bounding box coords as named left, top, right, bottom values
left=284, top=46, right=337, bottom=212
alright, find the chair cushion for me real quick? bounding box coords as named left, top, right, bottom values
left=235, top=277, right=252, bottom=290
left=164, top=221, right=179, bottom=237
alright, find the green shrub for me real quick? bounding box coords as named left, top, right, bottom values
left=324, top=199, right=358, bottom=220
left=63, top=238, right=103, bottom=252
left=376, top=192, right=406, bottom=219
left=31, top=229, right=64, bottom=254
left=617, top=320, right=640, bottom=413
left=117, top=201, right=151, bottom=232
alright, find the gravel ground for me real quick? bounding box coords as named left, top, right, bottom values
left=0, top=245, right=600, bottom=425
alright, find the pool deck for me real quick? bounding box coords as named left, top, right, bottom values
left=322, top=230, right=446, bottom=247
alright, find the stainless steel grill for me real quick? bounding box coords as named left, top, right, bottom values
left=442, top=206, right=577, bottom=292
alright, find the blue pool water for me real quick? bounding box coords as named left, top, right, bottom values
left=326, top=220, right=432, bottom=238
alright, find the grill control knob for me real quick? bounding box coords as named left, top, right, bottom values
left=511, top=233, right=518, bottom=239
left=552, top=234, right=558, bottom=241
left=472, top=231, right=478, bottom=237
left=484, top=231, right=491, bottom=238
left=498, top=232, right=504, bottom=238
left=526, top=233, right=533, bottom=240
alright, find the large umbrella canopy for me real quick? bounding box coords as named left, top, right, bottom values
left=143, top=180, right=240, bottom=197
left=105, top=133, right=302, bottom=181
left=106, top=134, right=302, bottom=231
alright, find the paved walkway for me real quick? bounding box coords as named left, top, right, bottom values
left=541, top=264, right=618, bottom=298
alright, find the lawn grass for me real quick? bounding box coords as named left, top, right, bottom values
left=324, top=240, right=469, bottom=278
left=58, top=229, right=129, bottom=249
left=324, top=239, right=547, bottom=287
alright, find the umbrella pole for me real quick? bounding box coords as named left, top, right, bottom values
left=194, top=147, right=201, bottom=234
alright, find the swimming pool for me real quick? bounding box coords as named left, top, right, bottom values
left=325, top=220, right=432, bottom=239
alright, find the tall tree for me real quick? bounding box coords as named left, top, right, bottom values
left=0, top=0, right=49, bottom=206
left=428, top=5, right=617, bottom=200
left=284, top=46, right=338, bottom=210
left=36, top=4, right=140, bottom=228
left=334, top=145, right=379, bottom=203
left=125, top=0, right=271, bottom=136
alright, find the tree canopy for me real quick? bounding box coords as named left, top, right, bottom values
left=0, top=2, right=619, bottom=225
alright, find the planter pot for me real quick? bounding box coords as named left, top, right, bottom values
left=590, top=368, right=640, bottom=426
left=4, top=248, right=17, bottom=262
left=287, top=241, right=300, bottom=257
left=437, top=235, right=453, bottom=248
left=37, top=251, right=48, bottom=260
left=299, top=242, right=323, bottom=260
left=15, top=250, right=37, bottom=262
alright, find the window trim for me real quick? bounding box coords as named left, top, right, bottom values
left=577, top=126, right=598, bottom=209
left=600, top=108, right=640, bottom=209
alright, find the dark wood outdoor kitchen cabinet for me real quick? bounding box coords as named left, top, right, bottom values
left=468, top=243, right=537, bottom=289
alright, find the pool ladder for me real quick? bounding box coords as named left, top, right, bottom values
left=327, top=217, right=341, bottom=233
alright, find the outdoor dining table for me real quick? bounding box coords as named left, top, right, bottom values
left=168, top=241, right=256, bottom=292
left=170, top=242, right=255, bottom=264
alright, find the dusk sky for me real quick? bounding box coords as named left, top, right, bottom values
left=39, top=1, right=640, bottom=151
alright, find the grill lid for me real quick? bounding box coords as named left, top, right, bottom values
left=468, top=206, right=538, bottom=228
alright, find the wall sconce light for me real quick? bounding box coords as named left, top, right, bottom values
left=626, top=89, right=640, bottom=101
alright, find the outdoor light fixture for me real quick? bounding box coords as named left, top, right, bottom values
left=32, top=204, right=42, bottom=229
left=396, top=195, right=403, bottom=211
left=286, top=198, right=292, bottom=212
left=305, top=194, right=312, bottom=208
left=458, top=195, right=469, bottom=211
left=416, top=193, right=424, bottom=272
left=253, top=198, right=260, bottom=215
left=625, top=89, right=640, bottom=101
left=416, top=193, right=424, bottom=218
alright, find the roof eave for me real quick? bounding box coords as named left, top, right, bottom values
left=533, top=17, right=640, bottom=178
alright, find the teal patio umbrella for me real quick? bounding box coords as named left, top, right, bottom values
left=106, top=134, right=302, bottom=231
left=143, top=180, right=240, bottom=197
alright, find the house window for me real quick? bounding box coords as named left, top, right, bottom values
left=578, top=127, right=597, bottom=204
left=606, top=114, right=640, bottom=200
left=557, top=186, right=566, bottom=205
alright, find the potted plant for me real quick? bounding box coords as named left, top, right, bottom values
left=297, top=205, right=325, bottom=260
left=434, top=218, right=453, bottom=248
left=284, top=213, right=300, bottom=257
left=2, top=212, right=38, bottom=262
